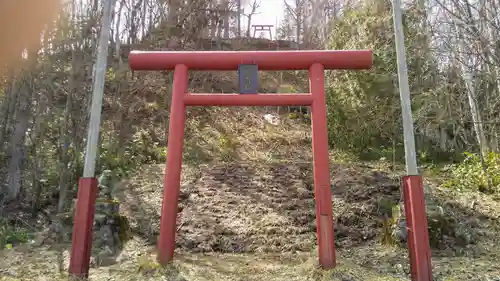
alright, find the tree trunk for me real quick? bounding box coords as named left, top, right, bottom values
left=114, top=0, right=124, bottom=62
left=6, top=76, right=32, bottom=201
left=463, top=70, right=488, bottom=156
left=167, top=0, right=181, bottom=30
left=295, top=0, right=301, bottom=46
left=56, top=83, right=73, bottom=213
left=30, top=91, right=49, bottom=215
left=222, top=0, right=230, bottom=38
left=0, top=76, right=17, bottom=151
left=246, top=14, right=253, bottom=37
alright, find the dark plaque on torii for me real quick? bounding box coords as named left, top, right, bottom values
left=238, top=64, right=259, bottom=94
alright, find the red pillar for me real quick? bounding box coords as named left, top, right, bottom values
left=69, top=177, right=99, bottom=278
left=309, top=63, right=336, bottom=268
left=402, top=175, right=432, bottom=281
left=157, top=64, right=188, bottom=264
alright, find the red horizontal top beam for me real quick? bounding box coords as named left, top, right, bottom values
left=128, top=50, right=373, bottom=71
left=184, top=93, right=313, bottom=106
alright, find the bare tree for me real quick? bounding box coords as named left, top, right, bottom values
left=244, top=0, right=261, bottom=37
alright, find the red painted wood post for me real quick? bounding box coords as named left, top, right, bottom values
left=402, top=175, right=433, bottom=281
left=69, top=177, right=99, bottom=278
left=157, top=64, right=188, bottom=265
left=310, top=63, right=336, bottom=269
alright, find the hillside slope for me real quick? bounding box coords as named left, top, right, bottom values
left=116, top=109, right=402, bottom=254
left=1, top=37, right=499, bottom=279
left=2, top=107, right=500, bottom=281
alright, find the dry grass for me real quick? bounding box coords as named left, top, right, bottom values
left=182, top=106, right=313, bottom=164
left=0, top=240, right=408, bottom=281
left=0, top=232, right=410, bottom=281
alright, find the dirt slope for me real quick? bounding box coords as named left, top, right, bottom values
left=117, top=162, right=401, bottom=253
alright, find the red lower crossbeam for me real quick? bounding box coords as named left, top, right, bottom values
left=184, top=93, right=313, bottom=106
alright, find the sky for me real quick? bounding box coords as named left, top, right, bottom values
left=244, top=0, right=285, bottom=39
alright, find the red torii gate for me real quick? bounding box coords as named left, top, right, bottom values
left=69, top=49, right=432, bottom=281
left=128, top=50, right=371, bottom=269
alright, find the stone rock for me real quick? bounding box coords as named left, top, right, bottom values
left=90, top=194, right=125, bottom=267
left=97, top=170, right=115, bottom=199
left=95, top=246, right=116, bottom=267
left=392, top=220, right=408, bottom=242
left=454, top=225, right=473, bottom=246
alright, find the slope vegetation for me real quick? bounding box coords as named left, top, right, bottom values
left=2, top=42, right=500, bottom=280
